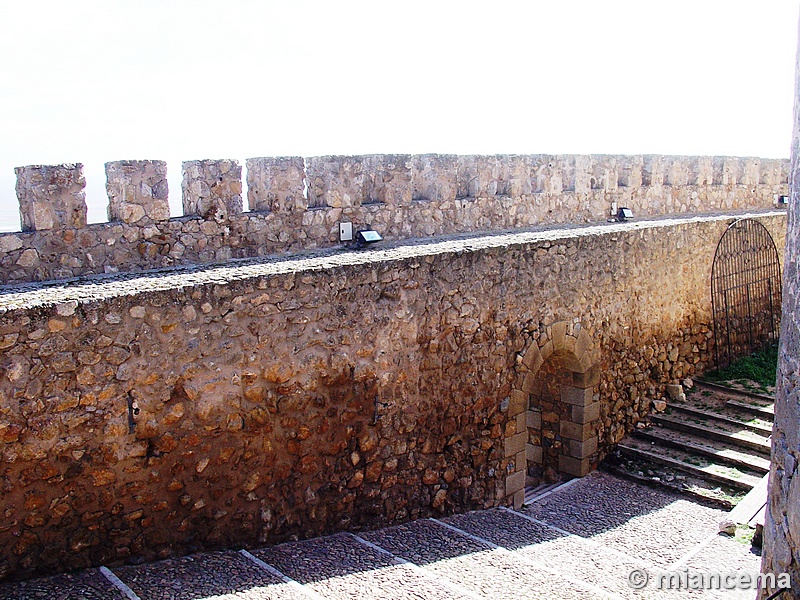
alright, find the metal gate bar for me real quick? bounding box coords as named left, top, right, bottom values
left=711, top=218, right=782, bottom=368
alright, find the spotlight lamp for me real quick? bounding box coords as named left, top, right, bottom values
left=617, top=207, right=634, bottom=221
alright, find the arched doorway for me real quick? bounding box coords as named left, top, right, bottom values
left=711, top=218, right=782, bottom=368
left=504, top=321, right=601, bottom=508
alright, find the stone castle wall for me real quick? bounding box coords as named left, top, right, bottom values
left=0, top=209, right=785, bottom=581
left=760, top=17, right=800, bottom=597
left=0, top=154, right=788, bottom=284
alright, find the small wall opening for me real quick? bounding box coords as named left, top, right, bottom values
left=525, top=349, right=599, bottom=486
left=505, top=321, right=601, bottom=508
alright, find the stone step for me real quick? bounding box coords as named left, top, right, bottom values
left=632, top=426, right=770, bottom=474
left=360, top=518, right=605, bottom=599
left=251, top=532, right=477, bottom=600
left=725, top=398, right=775, bottom=419
left=650, top=413, right=771, bottom=456
left=729, top=473, right=770, bottom=528
left=601, top=459, right=742, bottom=509
left=617, top=439, right=762, bottom=491
left=666, top=402, right=773, bottom=435
left=694, top=379, right=775, bottom=404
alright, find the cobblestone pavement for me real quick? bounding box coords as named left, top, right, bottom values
left=0, top=471, right=765, bottom=599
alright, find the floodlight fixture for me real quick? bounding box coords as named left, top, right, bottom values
left=617, top=207, right=634, bottom=221
left=356, top=229, right=383, bottom=248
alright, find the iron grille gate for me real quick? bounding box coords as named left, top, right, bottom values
left=711, top=218, right=782, bottom=368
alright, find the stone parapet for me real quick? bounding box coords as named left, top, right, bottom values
left=246, top=156, right=306, bottom=213
left=181, top=159, right=243, bottom=220
left=14, top=164, right=87, bottom=231
left=105, top=160, right=169, bottom=224
left=0, top=154, right=789, bottom=285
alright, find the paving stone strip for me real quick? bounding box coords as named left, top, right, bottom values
left=99, top=566, right=141, bottom=600
left=239, top=550, right=325, bottom=600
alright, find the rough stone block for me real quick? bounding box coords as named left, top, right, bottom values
left=516, top=412, right=527, bottom=432
left=411, top=154, right=457, bottom=202
left=571, top=401, right=601, bottom=424
left=526, top=443, right=543, bottom=464
left=15, top=164, right=87, bottom=231
left=521, top=372, right=537, bottom=394
left=505, top=468, right=525, bottom=494
left=560, top=421, right=595, bottom=442
left=513, top=488, right=525, bottom=510
left=569, top=436, right=598, bottom=459
left=527, top=409, right=541, bottom=429
left=551, top=321, right=568, bottom=349
left=742, top=158, right=760, bottom=186
left=106, top=160, right=169, bottom=224
left=561, top=385, right=593, bottom=407
left=571, top=364, right=599, bottom=387
left=246, top=156, right=306, bottom=213
left=558, top=454, right=592, bottom=477
left=504, top=431, right=526, bottom=458
left=508, top=390, right=527, bottom=417
left=722, top=156, right=740, bottom=185
left=182, top=159, right=243, bottom=220
left=522, top=342, right=543, bottom=373
left=642, top=155, right=665, bottom=187
left=574, top=328, right=593, bottom=360
left=529, top=154, right=558, bottom=193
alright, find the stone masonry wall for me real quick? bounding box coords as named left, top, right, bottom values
left=0, top=154, right=788, bottom=285
left=760, top=17, right=800, bottom=597
left=0, top=210, right=785, bottom=581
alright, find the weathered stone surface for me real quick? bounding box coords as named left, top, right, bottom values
left=182, top=159, right=243, bottom=220
left=761, top=21, right=800, bottom=597
left=0, top=154, right=788, bottom=285
left=15, top=164, right=87, bottom=231
left=106, top=160, right=170, bottom=223
left=0, top=210, right=785, bottom=582
left=246, top=156, right=306, bottom=213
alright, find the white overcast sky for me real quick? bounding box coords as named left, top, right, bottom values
left=0, top=0, right=797, bottom=230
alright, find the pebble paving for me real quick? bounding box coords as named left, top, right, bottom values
left=524, top=471, right=728, bottom=566
left=362, top=518, right=604, bottom=599
left=0, top=471, right=769, bottom=599
left=112, top=550, right=308, bottom=600
left=0, top=569, right=125, bottom=600
left=253, top=532, right=473, bottom=600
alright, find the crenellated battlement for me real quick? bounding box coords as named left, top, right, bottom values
left=0, top=154, right=788, bottom=284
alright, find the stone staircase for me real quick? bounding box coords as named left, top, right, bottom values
left=604, top=380, right=774, bottom=508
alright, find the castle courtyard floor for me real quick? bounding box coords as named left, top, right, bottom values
left=0, top=470, right=764, bottom=599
